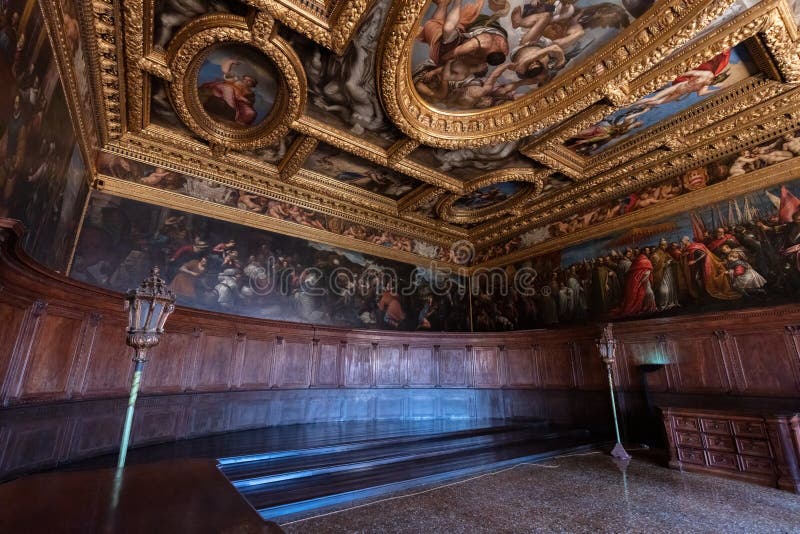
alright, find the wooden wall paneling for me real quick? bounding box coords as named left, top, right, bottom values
left=230, top=332, right=247, bottom=388
left=570, top=339, right=606, bottom=391
left=0, top=300, right=47, bottom=404
left=274, top=337, right=312, bottom=388
left=236, top=334, right=274, bottom=389
left=504, top=344, right=536, bottom=387
left=407, top=345, right=435, bottom=386
left=0, top=300, right=25, bottom=401
left=473, top=346, right=502, bottom=388
left=375, top=344, right=403, bottom=387
left=619, top=339, right=670, bottom=392
left=670, top=335, right=731, bottom=394
left=16, top=303, right=84, bottom=402
left=438, top=347, right=468, bottom=387
left=344, top=342, right=372, bottom=387
left=727, top=329, right=800, bottom=396
left=310, top=339, right=339, bottom=387
left=190, top=330, right=236, bottom=392
left=131, top=396, right=187, bottom=446
left=75, top=313, right=133, bottom=398
left=539, top=342, right=575, bottom=389
left=141, top=328, right=196, bottom=394
left=0, top=415, right=73, bottom=475
left=783, top=326, right=800, bottom=392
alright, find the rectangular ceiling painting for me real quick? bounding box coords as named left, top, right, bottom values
left=564, top=43, right=757, bottom=156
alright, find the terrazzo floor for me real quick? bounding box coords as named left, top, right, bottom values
left=279, top=451, right=800, bottom=533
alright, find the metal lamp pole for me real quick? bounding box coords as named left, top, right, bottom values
left=118, top=267, right=175, bottom=469
left=597, top=323, right=631, bottom=461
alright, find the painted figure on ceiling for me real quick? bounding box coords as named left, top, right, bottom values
left=200, top=59, right=259, bottom=126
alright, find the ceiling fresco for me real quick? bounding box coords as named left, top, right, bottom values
left=37, top=0, right=800, bottom=275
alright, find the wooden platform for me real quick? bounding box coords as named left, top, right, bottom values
left=0, top=459, right=283, bottom=533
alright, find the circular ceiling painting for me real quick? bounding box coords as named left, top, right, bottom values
left=196, top=44, right=279, bottom=129
left=452, top=181, right=526, bottom=211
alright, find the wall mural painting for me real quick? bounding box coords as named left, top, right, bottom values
left=564, top=44, right=757, bottom=156
left=475, top=131, right=800, bottom=263
left=473, top=174, right=800, bottom=331
left=72, top=193, right=471, bottom=331
left=197, top=45, right=278, bottom=129
left=153, top=0, right=248, bottom=50
left=0, top=0, right=89, bottom=272
left=453, top=181, right=526, bottom=210
left=96, top=153, right=449, bottom=260
left=286, top=0, right=401, bottom=147
left=304, top=143, right=422, bottom=199
left=412, top=0, right=646, bottom=111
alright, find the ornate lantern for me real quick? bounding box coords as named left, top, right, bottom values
left=596, top=323, right=631, bottom=460
left=117, top=267, right=176, bottom=468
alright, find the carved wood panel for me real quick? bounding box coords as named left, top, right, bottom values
left=375, top=345, right=403, bottom=387
left=473, top=347, right=502, bottom=388
left=238, top=337, right=273, bottom=389
left=438, top=348, right=467, bottom=387
left=670, top=336, right=730, bottom=393
left=730, top=331, right=800, bottom=396
left=17, top=310, right=83, bottom=401
left=344, top=343, right=373, bottom=387
left=539, top=342, right=575, bottom=389
left=407, top=346, right=435, bottom=386
left=311, top=341, right=339, bottom=387
left=505, top=345, right=537, bottom=387
left=274, top=339, right=312, bottom=388
left=191, top=333, right=236, bottom=391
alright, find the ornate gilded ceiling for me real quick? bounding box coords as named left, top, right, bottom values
left=45, top=0, right=800, bottom=270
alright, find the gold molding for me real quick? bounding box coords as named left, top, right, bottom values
left=163, top=13, right=306, bottom=150
left=479, top=156, right=800, bottom=270
left=377, top=0, right=739, bottom=147
left=94, top=175, right=463, bottom=268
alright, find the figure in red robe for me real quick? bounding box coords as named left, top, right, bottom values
left=615, top=253, right=657, bottom=317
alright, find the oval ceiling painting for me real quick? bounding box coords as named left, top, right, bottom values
left=453, top=181, right=527, bottom=210
left=197, top=44, right=279, bottom=129
left=411, top=0, right=648, bottom=112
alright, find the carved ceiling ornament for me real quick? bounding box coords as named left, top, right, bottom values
left=163, top=13, right=305, bottom=150
left=377, top=0, right=741, bottom=148
left=41, top=0, right=800, bottom=272
left=436, top=169, right=546, bottom=224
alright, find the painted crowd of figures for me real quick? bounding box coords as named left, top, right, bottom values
left=473, top=181, right=800, bottom=331
left=475, top=131, right=800, bottom=263
left=413, top=0, right=646, bottom=110
left=72, top=194, right=470, bottom=331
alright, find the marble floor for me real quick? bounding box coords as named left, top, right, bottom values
left=279, top=451, right=800, bottom=533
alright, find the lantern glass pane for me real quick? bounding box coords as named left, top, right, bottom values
left=148, top=302, right=164, bottom=330
left=137, top=300, right=152, bottom=330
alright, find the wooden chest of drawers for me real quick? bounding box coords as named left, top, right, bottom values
left=661, top=407, right=800, bottom=493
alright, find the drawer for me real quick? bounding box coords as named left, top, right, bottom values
left=703, top=433, right=735, bottom=452
left=676, top=431, right=703, bottom=448
left=739, top=455, right=775, bottom=475
left=677, top=447, right=706, bottom=466
left=732, top=420, right=767, bottom=438
left=672, top=416, right=700, bottom=432
left=705, top=451, right=738, bottom=471
left=735, top=438, right=772, bottom=458
left=700, top=418, right=731, bottom=435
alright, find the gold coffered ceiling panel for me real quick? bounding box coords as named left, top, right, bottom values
left=47, top=0, right=800, bottom=270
